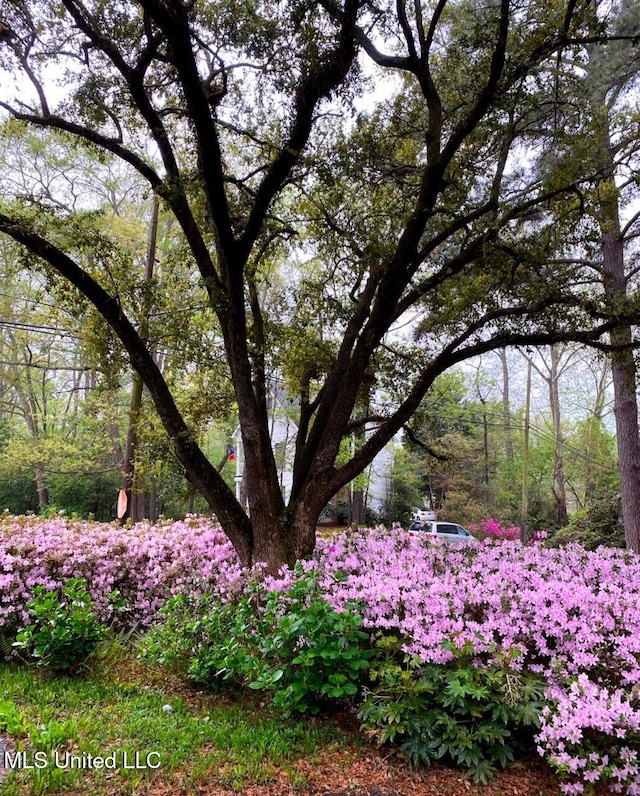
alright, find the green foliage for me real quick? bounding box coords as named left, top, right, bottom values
left=358, top=637, right=546, bottom=784
left=381, top=446, right=424, bottom=526
left=0, top=467, right=39, bottom=515
left=0, top=698, right=29, bottom=736
left=14, top=578, right=107, bottom=672
left=47, top=471, right=121, bottom=521
left=141, top=568, right=371, bottom=715
left=547, top=494, right=625, bottom=550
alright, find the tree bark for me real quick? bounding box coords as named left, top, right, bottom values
left=587, top=34, right=640, bottom=554
left=602, top=228, right=640, bottom=553
left=120, top=196, right=159, bottom=524
left=549, top=346, right=569, bottom=527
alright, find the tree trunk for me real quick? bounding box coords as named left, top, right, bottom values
left=603, top=243, right=640, bottom=553
left=149, top=470, right=158, bottom=521
left=120, top=196, right=159, bottom=524
left=498, top=349, right=514, bottom=462
left=521, top=359, right=531, bottom=543
left=351, top=488, right=365, bottom=525
left=10, top=336, right=49, bottom=512
left=549, top=346, right=569, bottom=527
left=589, top=39, right=640, bottom=553
left=582, top=360, right=610, bottom=506
left=34, top=462, right=49, bottom=513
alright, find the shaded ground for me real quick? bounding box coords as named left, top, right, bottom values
left=137, top=660, right=579, bottom=796
left=145, top=749, right=571, bottom=796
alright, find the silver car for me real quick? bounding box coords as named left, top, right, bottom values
left=408, top=520, right=475, bottom=543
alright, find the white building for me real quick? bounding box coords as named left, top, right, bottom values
left=231, top=387, right=393, bottom=519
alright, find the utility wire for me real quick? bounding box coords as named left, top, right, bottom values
left=0, top=319, right=83, bottom=338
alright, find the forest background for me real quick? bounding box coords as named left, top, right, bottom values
left=0, top=237, right=624, bottom=549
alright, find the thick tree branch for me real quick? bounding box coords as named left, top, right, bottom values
left=57, top=0, right=226, bottom=305
left=0, top=211, right=254, bottom=560
left=329, top=309, right=621, bottom=495
left=238, top=0, right=361, bottom=261
left=403, top=425, right=450, bottom=461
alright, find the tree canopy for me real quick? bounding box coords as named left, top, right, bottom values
left=0, top=0, right=638, bottom=568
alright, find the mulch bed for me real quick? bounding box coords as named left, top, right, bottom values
left=146, top=748, right=575, bottom=796
left=140, top=665, right=580, bottom=796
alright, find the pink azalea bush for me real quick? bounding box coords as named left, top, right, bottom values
left=537, top=675, right=640, bottom=795
left=0, top=513, right=242, bottom=635
left=266, top=528, right=640, bottom=794
left=468, top=518, right=521, bottom=540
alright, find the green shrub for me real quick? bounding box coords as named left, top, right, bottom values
left=546, top=490, right=624, bottom=550
left=546, top=515, right=626, bottom=551
left=14, top=578, right=107, bottom=672
left=141, top=567, right=372, bottom=714
left=358, top=636, right=546, bottom=784
left=0, top=699, right=28, bottom=735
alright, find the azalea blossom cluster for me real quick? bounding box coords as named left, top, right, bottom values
left=468, top=517, right=521, bottom=540
left=266, top=527, right=640, bottom=794
left=538, top=675, right=640, bottom=795
left=0, top=513, right=242, bottom=634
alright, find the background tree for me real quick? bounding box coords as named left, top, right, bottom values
left=0, top=123, right=238, bottom=519
left=519, top=345, right=577, bottom=526
left=536, top=0, right=640, bottom=550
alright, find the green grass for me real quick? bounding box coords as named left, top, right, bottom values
left=0, top=638, right=353, bottom=795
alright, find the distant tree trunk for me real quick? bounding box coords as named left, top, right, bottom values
left=582, top=358, right=610, bottom=506
left=33, top=463, right=49, bottom=513
left=481, top=404, right=490, bottom=486
left=520, top=347, right=569, bottom=527
left=120, top=196, right=159, bottom=523
left=149, top=470, right=158, bottom=521
left=12, top=345, right=49, bottom=511
left=591, top=358, right=609, bottom=423
left=351, top=488, right=365, bottom=525
left=498, top=349, right=514, bottom=462
left=521, top=360, right=531, bottom=543
left=109, top=422, right=125, bottom=471
left=549, top=346, right=569, bottom=527
left=121, top=373, right=145, bottom=522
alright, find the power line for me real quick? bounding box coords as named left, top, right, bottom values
left=0, top=319, right=83, bottom=338
left=0, top=359, right=90, bottom=371
left=0, top=289, right=58, bottom=309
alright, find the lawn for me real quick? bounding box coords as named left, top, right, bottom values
left=0, top=646, right=348, bottom=795
left=1, top=647, right=568, bottom=796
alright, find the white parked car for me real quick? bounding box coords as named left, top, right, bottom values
left=411, top=508, right=437, bottom=523
left=408, top=520, right=475, bottom=543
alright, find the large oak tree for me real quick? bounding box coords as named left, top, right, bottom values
left=0, top=0, right=635, bottom=568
